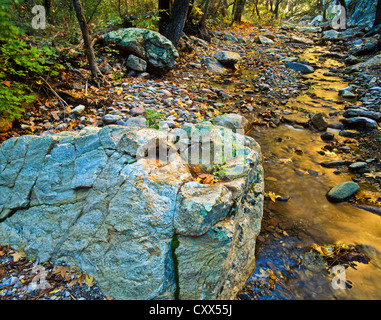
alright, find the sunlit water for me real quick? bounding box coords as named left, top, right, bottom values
left=243, top=46, right=381, bottom=299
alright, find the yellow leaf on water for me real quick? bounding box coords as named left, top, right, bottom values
left=311, top=243, right=333, bottom=257
left=265, top=177, right=278, bottom=182
left=264, top=191, right=281, bottom=202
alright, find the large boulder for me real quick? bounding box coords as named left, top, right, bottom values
left=104, top=28, right=179, bottom=75
left=0, top=120, right=264, bottom=300
left=346, top=0, right=377, bottom=28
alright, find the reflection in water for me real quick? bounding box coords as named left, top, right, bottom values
left=249, top=125, right=381, bottom=299
left=242, top=47, right=381, bottom=300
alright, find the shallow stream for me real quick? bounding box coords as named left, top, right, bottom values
left=242, top=47, right=381, bottom=299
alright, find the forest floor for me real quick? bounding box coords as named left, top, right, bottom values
left=1, top=20, right=381, bottom=300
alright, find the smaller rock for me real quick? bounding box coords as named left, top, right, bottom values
left=136, top=72, right=150, bottom=79
left=126, top=55, right=147, bottom=72
left=203, top=57, right=229, bottom=74
left=326, top=181, right=360, bottom=202
left=286, top=62, right=314, bottom=74
left=322, top=30, right=339, bottom=39
left=343, top=109, right=381, bottom=121
left=296, top=26, right=322, bottom=33
left=339, top=129, right=360, bottom=138
left=348, top=162, right=367, bottom=171
left=224, top=34, right=239, bottom=42
left=341, top=91, right=357, bottom=99
left=103, top=114, right=122, bottom=124
left=214, top=51, right=241, bottom=69
left=291, top=35, right=314, bottom=45
left=320, top=132, right=335, bottom=141
left=124, top=117, right=147, bottom=127
left=320, top=160, right=348, bottom=168
left=212, top=113, right=250, bottom=133
left=256, top=35, right=274, bottom=45
left=341, top=117, right=378, bottom=130
left=311, top=113, right=328, bottom=131
left=338, top=86, right=354, bottom=95
left=130, top=106, right=145, bottom=116
left=71, top=105, right=86, bottom=116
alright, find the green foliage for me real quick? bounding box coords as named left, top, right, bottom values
left=135, top=14, right=161, bottom=30
left=0, top=0, right=63, bottom=121
left=142, top=108, right=165, bottom=129
left=208, top=164, right=227, bottom=181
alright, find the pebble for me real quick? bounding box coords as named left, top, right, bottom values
left=348, top=161, right=367, bottom=171
left=326, top=181, right=360, bottom=202
left=103, top=114, right=122, bottom=124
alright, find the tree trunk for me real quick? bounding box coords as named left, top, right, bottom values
left=253, top=0, right=260, bottom=18
left=159, top=0, right=171, bottom=34
left=375, top=0, right=381, bottom=27
left=232, top=0, right=246, bottom=23
left=72, top=0, right=101, bottom=78
left=219, top=0, right=229, bottom=17
left=164, top=0, right=190, bottom=47
left=274, top=0, right=281, bottom=19
left=198, top=0, right=211, bottom=30
left=186, top=0, right=195, bottom=21
left=322, top=0, right=327, bottom=21
left=44, top=0, right=52, bottom=23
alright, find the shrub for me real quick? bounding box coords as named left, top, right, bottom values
left=0, top=0, right=63, bottom=121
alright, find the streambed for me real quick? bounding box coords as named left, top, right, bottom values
left=239, top=46, right=381, bottom=300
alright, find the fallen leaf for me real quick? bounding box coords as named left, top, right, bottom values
left=364, top=171, right=381, bottom=179
left=191, top=165, right=202, bottom=175
left=85, top=274, right=94, bottom=287
left=265, top=191, right=280, bottom=202
left=10, top=245, right=27, bottom=262
left=265, top=177, right=278, bottom=182
left=49, top=288, right=62, bottom=294
left=53, top=265, right=72, bottom=281
left=203, top=174, right=215, bottom=184
left=311, top=243, right=333, bottom=257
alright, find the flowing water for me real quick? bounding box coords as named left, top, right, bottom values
left=241, top=47, right=381, bottom=299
